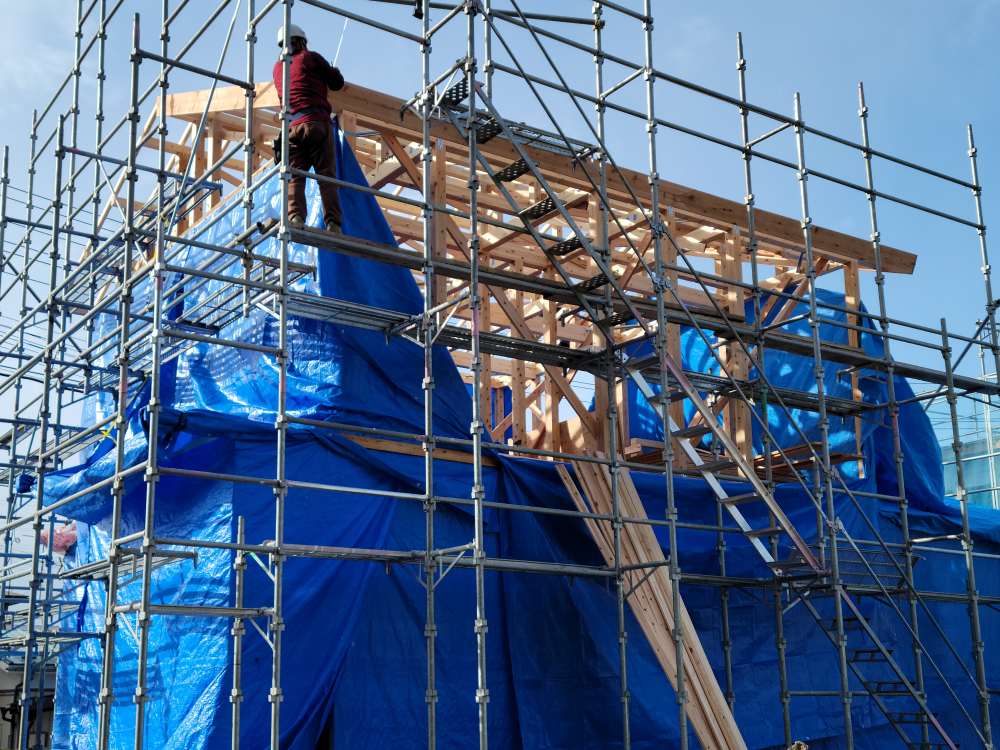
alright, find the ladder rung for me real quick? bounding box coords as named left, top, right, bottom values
left=744, top=525, right=786, bottom=539
left=494, top=157, right=535, bottom=183
left=672, top=423, right=713, bottom=440
left=720, top=492, right=762, bottom=506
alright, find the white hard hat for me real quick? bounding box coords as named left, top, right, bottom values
left=276, top=23, right=308, bottom=47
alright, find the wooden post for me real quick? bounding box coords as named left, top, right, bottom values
left=189, top=124, right=207, bottom=228
left=718, top=229, right=753, bottom=463
left=429, top=139, right=448, bottom=307
left=616, top=373, right=630, bottom=453
left=664, top=209, right=687, bottom=466
left=511, top=261, right=527, bottom=447
left=543, top=265, right=560, bottom=455
left=340, top=110, right=358, bottom=152
left=590, top=191, right=610, bottom=454
left=205, top=118, right=223, bottom=212
left=481, top=274, right=493, bottom=436
left=844, top=259, right=865, bottom=476
left=494, top=384, right=505, bottom=439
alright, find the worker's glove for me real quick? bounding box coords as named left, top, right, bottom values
left=271, top=134, right=282, bottom=165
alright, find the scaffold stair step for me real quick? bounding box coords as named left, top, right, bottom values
left=823, top=615, right=871, bottom=631
left=601, top=310, right=636, bottom=327
left=744, top=525, right=787, bottom=539
left=695, top=458, right=737, bottom=474
left=518, top=196, right=560, bottom=222
left=720, top=492, right=762, bottom=506
left=439, top=78, right=469, bottom=107
left=672, top=423, right=713, bottom=440
left=850, top=648, right=892, bottom=663
left=623, top=339, right=959, bottom=750
left=892, top=712, right=936, bottom=724
left=864, top=680, right=913, bottom=696
left=476, top=117, right=503, bottom=144
left=495, top=157, right=535, bottom=183
left=575, top=272, right=613, bottom=292
left=549, top=236, right=583, bottom=256
left=766, top=557, right=824, bottom=576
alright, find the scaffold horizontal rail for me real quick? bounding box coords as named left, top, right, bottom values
left=114, top=603, right=273, bottom=618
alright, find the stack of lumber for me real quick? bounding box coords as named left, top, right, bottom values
left=557, top=455, right=747, bottom=750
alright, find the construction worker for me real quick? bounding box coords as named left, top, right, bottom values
left=273, top=23, right=345, bottom=232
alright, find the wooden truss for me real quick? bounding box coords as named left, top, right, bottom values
left=108, top=79, right=918, bottom=472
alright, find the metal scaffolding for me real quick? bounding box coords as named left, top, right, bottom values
left=0, top=1, right=997, bottom=749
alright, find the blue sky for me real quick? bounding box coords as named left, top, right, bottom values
left=0, top=0, right=998, bottom=384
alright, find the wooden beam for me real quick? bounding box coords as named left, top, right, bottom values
left=342, top=433, right=498, bottom=468
left=561, top=461, right=749, bottom=750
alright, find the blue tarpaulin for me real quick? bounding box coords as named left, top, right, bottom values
left=48, top=118, right=1000, bottom=750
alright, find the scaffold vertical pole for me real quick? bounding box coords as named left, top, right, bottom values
left=234, top=0, right=253, bottom=745
left=594, top=4, right=631, bottom=746
left=977, top=326, right=998, bottom=509
left=419, top=0, right=438, bottom=746
left=232, top=516, right=247, bottom=749
left=857, top=81, right=928, bottom=746
left=465, top=3, right=489, bottom=747
left=19, top=111, right=63, bottom=750
left=5, top=110, right=39, bottom=665
left=735, top=31, right=765, bottom=724
left=966, top=126, right=998, bottom=750
left=482, top=0, right=492, bottom=97
left=941, top=315, right=993, bottom=749
left=132, top=1, right=173, bottom=739
left=640, top=2, right=688, bottom=744
left=97, top=18, right=142, bottom=747
left=0, top=146, right=7, bottom=279
left=86, top=0, right=108, bottom=375
left=271, top=2, right=294, bottom=746
left=969, top=126, right=1000, bottom=408
left=793, top=91, right=854, bottom=749
left=243, top=0, right=257, bottom=320
left=42, top=18, right=88, bottom=721
left=0, top=145, right=11, bottom=621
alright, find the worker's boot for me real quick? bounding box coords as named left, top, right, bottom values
left=326, top=220, right=342, bottom=234
left=289, top=215, right=305, bottom=229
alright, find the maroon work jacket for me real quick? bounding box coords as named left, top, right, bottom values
left=272, top=49, right=345, bottom=124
